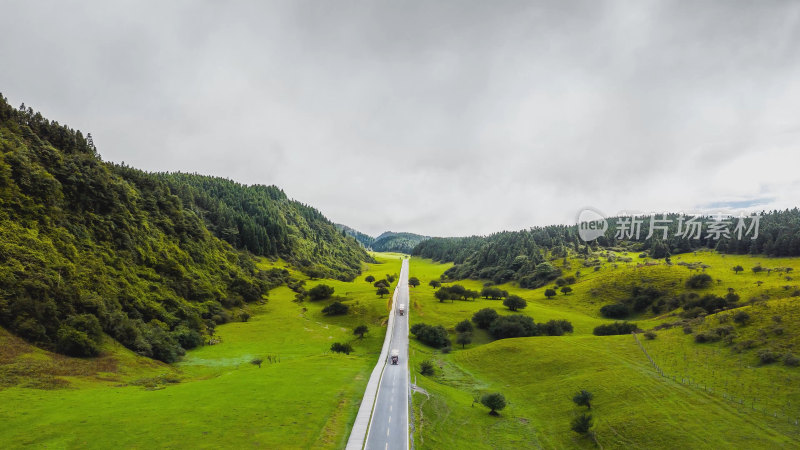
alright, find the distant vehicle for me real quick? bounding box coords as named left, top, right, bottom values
left=398, top=304, right=405, bottom=315
left=390, top=349, right=399, bottom=365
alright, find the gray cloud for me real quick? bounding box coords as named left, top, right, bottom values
left=2, top=0, right=799, bottom=237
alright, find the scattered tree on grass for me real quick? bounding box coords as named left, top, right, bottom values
left=457, top=332, right=473, bottom=349
left=752, top=265, right=764, bottom=274
left=308, top=284, right=335, bottom=301
left=365, top=275, right=375, bottom=283
left=732, top=265, right=744, bottom=274
left=377, top=286, right=390, bottom=298
left=240, top=312, right=251, bottom=322
left=251, top=358, right=263, bottom=368
left=472, top=308, right=499, bottom=329
left=374, top=280, right=389, bottom=288
left=560, top=286, right=573, bottom=295
left=544, top=288, right=557, bottom=299
left=322, top=301, right=348, bottom=316
left=481, top=287, right=508, bottom=299
left=571, top=413, right=593, bottom=434
left=435, top=285, right=480, bottom=302
left=503, top=295, right=527, bottom=311
left=420, top=360, right=435, bottom=376
left=644, top=331, right=657, bottom=340
left=354, top=325, right=368, bottom=339
left=409, top=277, right=420, bottom=287
left=429, top=280, right=441, bottom=288
left=435, top=288, right=455, bottom=303
left=572, top=389, right=593, bottom=409
left=481, top=393, right=507, bottom=416
left=330, top=342, right=353, bottom=354
left=455, top=319, right=473, bottom=333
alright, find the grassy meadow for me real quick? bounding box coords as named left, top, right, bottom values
left=408, top=252, right=800, bottom=448
left=0, top=253, right=404, bottom=449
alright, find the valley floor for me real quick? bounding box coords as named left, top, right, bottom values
left=0, top=254, right=404, bottom=449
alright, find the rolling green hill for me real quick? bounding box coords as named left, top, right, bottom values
left=407, top=254, right=800, bottom=448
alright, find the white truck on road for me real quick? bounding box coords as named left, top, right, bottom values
left=390, top=349, right=399, bottom=365
left=398, top=304, right=405, bottom=316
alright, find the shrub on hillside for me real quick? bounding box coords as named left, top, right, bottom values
left=683, top=294, right=733, bottom=314
left=784, top=353, right=800, bottom=367
left=420, top=360, right=435, bottom=376
left=733, top=311, right=751, bottom=325
left=539, top=319, right=574, bottom=336
left=600, top=303, right=630, bottom=319
left=56, top=326, right=101, bottom=357
left=686, top=273, right=713, bottom=289
left=571, top=413, right=593, bottom=434
left=694, top=331, right=721, bottom=343
left=757, top=349, right=779, bottom=365
left=172, top=325, right=203, bottom=350
left=330, top=342, right=353, bottom=354
left=410, top=323, right=450, bottom=348
left=322, top=301, right=348, bottom=316
left=593, top=322, right=638, bottom=336
left=489, top=315, right=537, bottom=339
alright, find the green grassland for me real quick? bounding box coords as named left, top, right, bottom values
left=408, top=252, right=800, bottom=448
left=0, top=253, right=404, bottom=449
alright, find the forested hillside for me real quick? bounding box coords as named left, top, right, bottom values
left=0, top=95, right=370, bottom=362
left=157, top=173, right=373, bottom=281
left=335, top=223, right=375, bottom=248
left=413, top=213, right=800, bottom=287
left=372, top=231, right=429, bottom=253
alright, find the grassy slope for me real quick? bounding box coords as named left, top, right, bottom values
left=409, top=254, right=800, bottom=449
left=0, top=253, right=403, bottom=449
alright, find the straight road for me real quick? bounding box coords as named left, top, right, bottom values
left=364, top=258, right=410, bottom=450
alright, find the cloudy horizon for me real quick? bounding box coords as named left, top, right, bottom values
left=2, top=0, right=800, bottom=237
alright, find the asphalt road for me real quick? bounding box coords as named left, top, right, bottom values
left=364, top=258, right=410, bottom=450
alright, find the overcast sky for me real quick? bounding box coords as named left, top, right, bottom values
left=2, top=1, right=800, bottom=237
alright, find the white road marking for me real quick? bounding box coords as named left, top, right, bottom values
left=387, top=428, right=390, bottom=437
left=389, top=415, right=392, bottom=423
